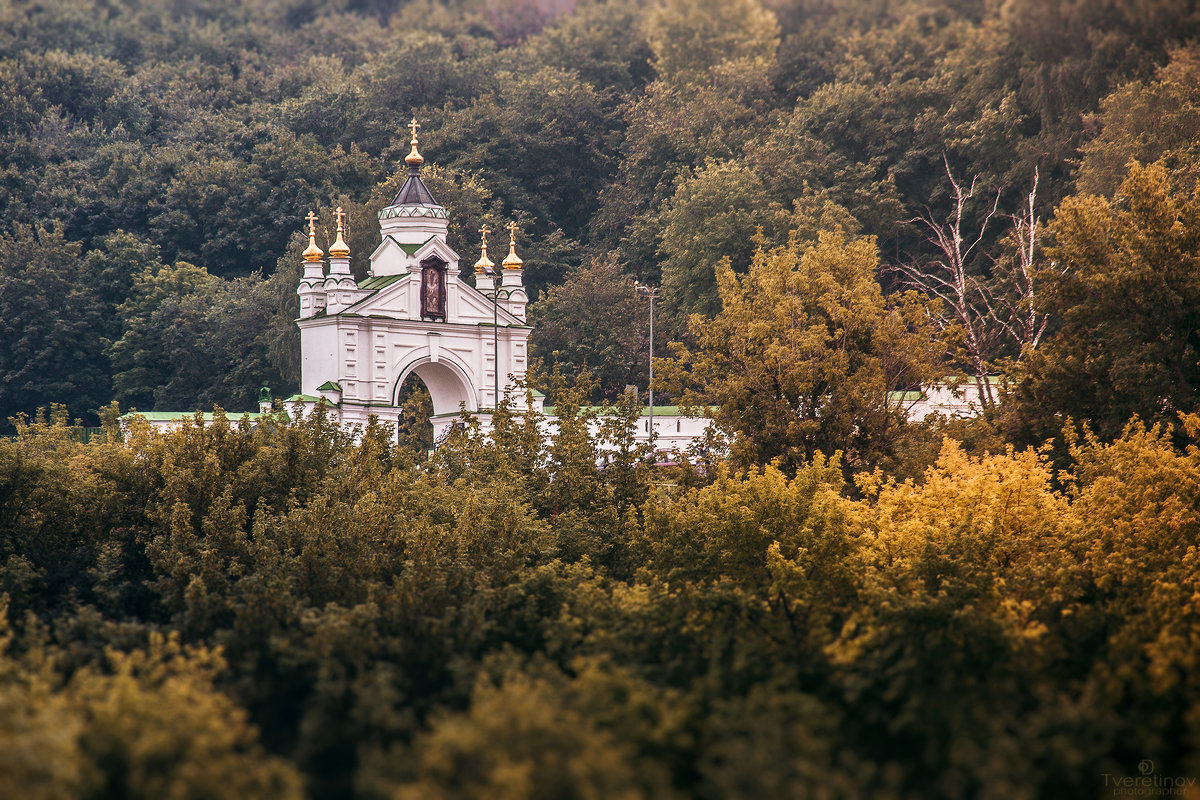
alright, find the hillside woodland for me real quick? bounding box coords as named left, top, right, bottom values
left=4, top=0, right=1200, bottom=797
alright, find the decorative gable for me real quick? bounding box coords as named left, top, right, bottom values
left=342, top=274, right=417, bottom=319
left=454, top=283, right=526, bottom=326
left=369, top=236, right=415, bottom=277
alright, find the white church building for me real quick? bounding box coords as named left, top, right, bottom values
left=281, top=121, right=710, bottom=449
left=284, top=122, right=539, bottom=441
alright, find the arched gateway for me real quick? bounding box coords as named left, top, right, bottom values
left=289, top=121, right=540, bottom=440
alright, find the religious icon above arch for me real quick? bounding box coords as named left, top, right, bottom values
left=420, top=255, right=447, bottom=321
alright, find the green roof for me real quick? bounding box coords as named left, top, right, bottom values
left=371, top=234, right=436, bottom=257
left=284, top=394, right=321, bottom=403
left=398, top=236, right=436, bottom=255
left=357, top=274, right=403, bottom=291
left=121, top=411, right=263, bottom=422
left=316, top=381, right=342, bottom=392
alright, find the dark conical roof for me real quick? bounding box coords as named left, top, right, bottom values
left=391, top=167, right=437, bottom=206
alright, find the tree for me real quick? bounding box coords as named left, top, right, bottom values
left=754, top=115, right=904, bottom=243
left=1002, top=0, right=1200, bottom=170
left=108, top=261, right=220, bottom=411
left=829, top=438, right=1088, bottom=798
left=662, top=229, right=942, bottom=473
left=530, top=255, right=658, bottom=399
left=392, top=671, right=654, bottom=800
left=890, top=161, right=1052, bottom=407
left=526, top=0, right=654, bottom=93
left=1077, top=43, right=1200, bottom=197
left=591, top=0, right=779, bottom=279
left=1065, top=416, right=1200, bottom=759
left=0, top=225, right=109, bottom=428
left=1015, top=162, right=1200, bottom=440
left=657, top=151, right=880, bottom=317
left=642, top=0, right=779, bottom=85
left=989, top=168, right=1055, bottom=352
left=432, top=66, right=615, bottom=242
left=83, top=231, right=162, bottom=323
left=108, top=261, right=285, bottom=412
left=0, top=624, right=304, bottom=800
left=657, top=160, right=791, bottom=317
left=889, top=159, right=1004, bottom=407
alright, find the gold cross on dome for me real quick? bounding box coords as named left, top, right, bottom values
left=480, top=223, right=492, bottom=244
left=507, top=221, right=519, bottom=242
left=409, top=118, right=421, bottom=142
left=306, top=211, right=318, bottom=233
left=336, top=206, right=345, bottom=227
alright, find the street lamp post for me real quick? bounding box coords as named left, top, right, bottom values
left=486, top=278, right=519, bottom=408
left=492, top=277, right=499, bottom=404
left=635, top=283, right=661, bottom=445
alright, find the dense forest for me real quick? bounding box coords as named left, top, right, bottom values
left=5, top=0, right=1200, bottom=796
left=2, top=0, right=1199, bottom=428
left=6, top=396, right=1200, bottom=798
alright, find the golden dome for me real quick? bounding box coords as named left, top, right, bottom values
left=474, top=224, right=495, bottom=274
left=502, top=221, right=523, bottom=269
left=405, top=117, right=424, bottom=168
left=328, top=206, right=350, bottom=258
left=303, top=211, right=324, bottom=263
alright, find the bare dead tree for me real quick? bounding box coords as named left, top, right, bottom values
left=986, top=168, right=1061, bottom=352
left=984, top=169, right=1070, bottom=352
left=890, top=156, right=1002, bottom=409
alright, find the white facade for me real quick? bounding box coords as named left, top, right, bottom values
left=901, top=378, right=1003, bottom=422
left=639, top=411, right=713, bottom=452
left=538, top=405, right=717, bottom=460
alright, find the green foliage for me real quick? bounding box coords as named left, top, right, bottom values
left=662, top=229, right=943, bottom=473
left=1, top=0, right=1195, bottom=419
left=530, top=255, right=664, bottom=399
left=0, top=225, right=108, bottom=428
left=524, top=0, right=653, bottom=92
left=108, top=261, right=286, bottom=412
left=643, top=0, right=779, bottom=85
left=433, top=65, right=614, bottom=242
left=393, top=669, right=660, bottom=800
left=656, top=153, right=884, bottom=317
left=4, top=3, right=1200, bottom=794
left=1077, top=43, right=1200, bottom=196
left=0, top=618, right=304, bottom=800
left=2, top=389, right=1200, bottom=797
left=1015, top=162, right=1200, bottom=441
left=658, top=161, right=790, bottom=316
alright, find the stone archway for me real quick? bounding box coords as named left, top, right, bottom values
left=393, top=357, right=477, bottom=441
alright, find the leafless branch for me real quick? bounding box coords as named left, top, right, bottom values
left=986, top=167, right=1065, bottom=353
left=886, top=157, right=1005, bottom=407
